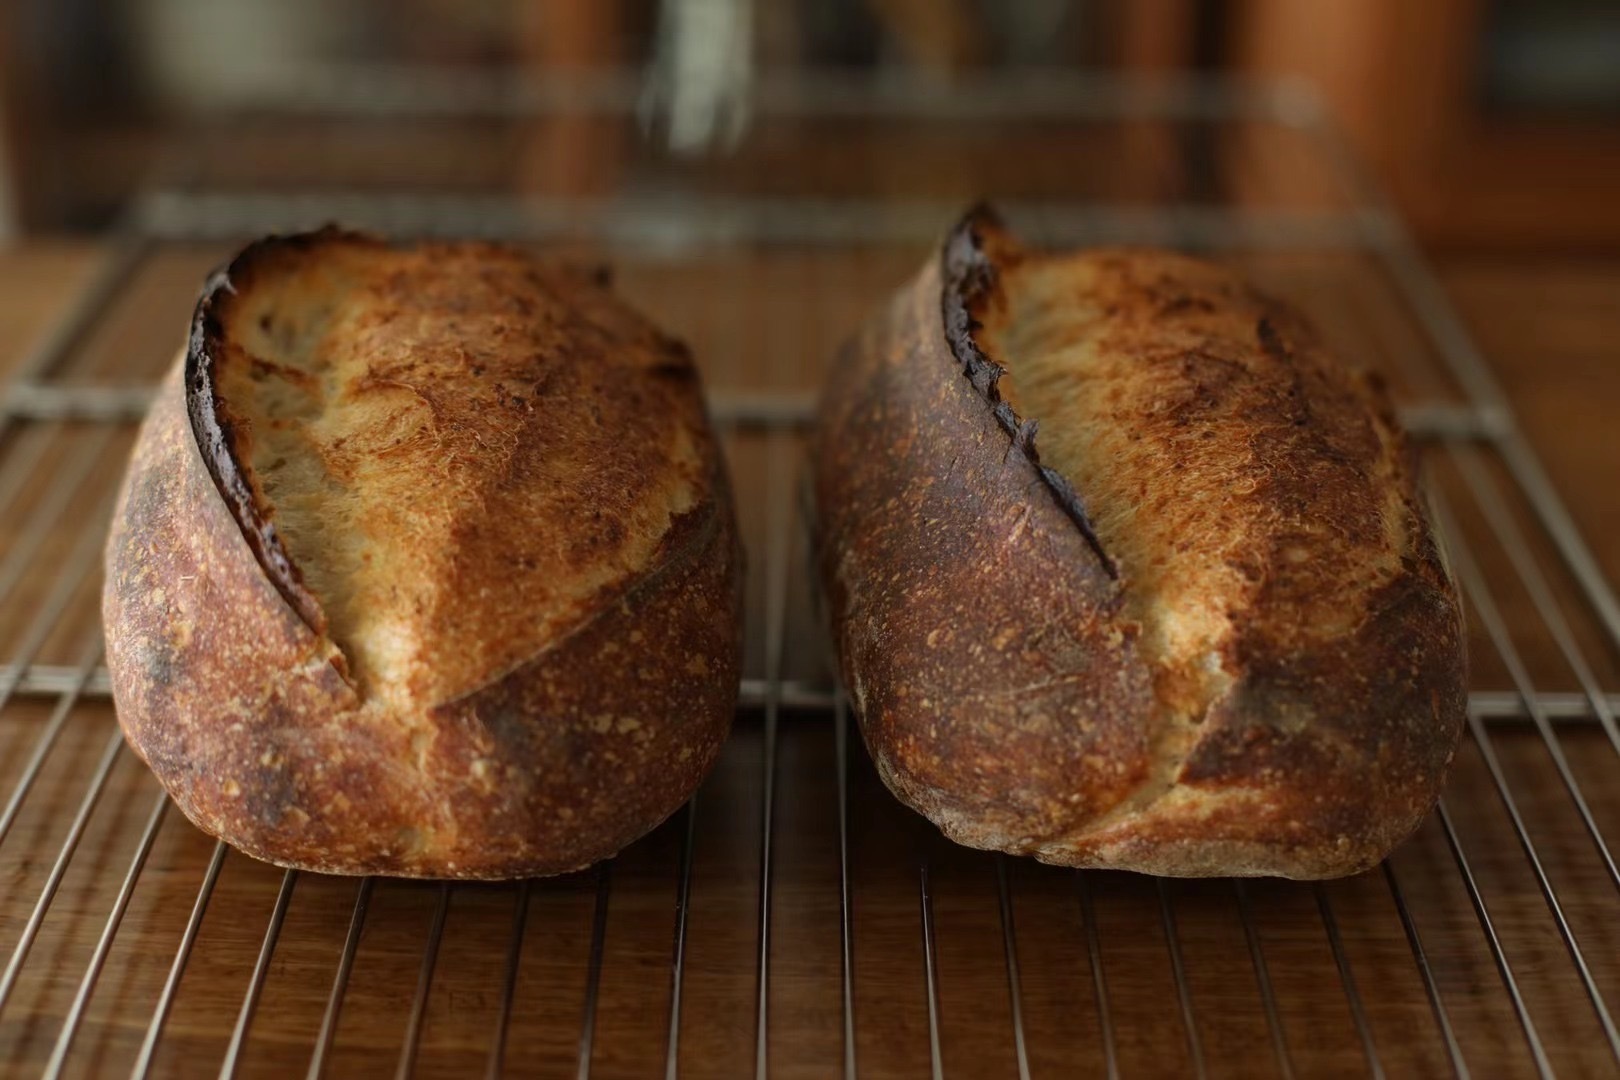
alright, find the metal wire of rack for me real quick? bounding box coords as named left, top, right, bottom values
left=1, top=73, right=1619, bottom=1077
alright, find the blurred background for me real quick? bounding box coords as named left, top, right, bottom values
left=4, top=6, right=1620, bottom=1077
left=1, top=0, right=1617, bottom=249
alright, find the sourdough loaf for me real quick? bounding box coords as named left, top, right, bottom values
left=104, top=229, right=742, bottom=878
left=812, top=208, right=1466, bottom=878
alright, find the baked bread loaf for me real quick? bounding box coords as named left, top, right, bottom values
left=104, top=229, right=742, bottom=878
left=813, top=207, right=1466, bottom=878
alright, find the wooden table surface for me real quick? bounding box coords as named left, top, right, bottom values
left=1, top=239, right=1618, bottom=1079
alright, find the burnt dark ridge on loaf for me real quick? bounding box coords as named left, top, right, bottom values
left=940, top=203, right=1117, bottom=578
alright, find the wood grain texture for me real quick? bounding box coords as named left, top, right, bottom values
left=0, top=242, right=1618, bottom=1077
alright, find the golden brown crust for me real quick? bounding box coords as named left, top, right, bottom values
left=104, top=231, right=742, bottom=878
left=812, top=208, right=1466, bottom=878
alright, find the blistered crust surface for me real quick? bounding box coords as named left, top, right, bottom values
left=814, top=210, right=1466, bottom=878
left=199, top=231, right=706, bottom=706
left=986, top=242, right=1410, bottom=723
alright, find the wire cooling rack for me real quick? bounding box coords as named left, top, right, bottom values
left=2, top=72, right=1620, bottom=1078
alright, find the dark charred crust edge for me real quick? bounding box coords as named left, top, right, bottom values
left=940, top=205, right=1117, bottom=578
left=183, top=225, right=657, bottom=651
left=184, top=229, right=383, bottom=636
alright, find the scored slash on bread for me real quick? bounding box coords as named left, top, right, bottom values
left=812, top=207, right=1466, bottom=878
left=104, top=228, right=743, bottom=879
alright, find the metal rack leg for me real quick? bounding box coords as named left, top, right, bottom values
left=1157, top=881, right=1206, bottom=1080
left=835, top=694, right=857, bottom=1080
left=487, top=879, right=531, bottom=1080
left=753, top=432, right=793, bottom=1080
left=994, top=857, right=1032, bottom=1080
left=1436, top=802, right=1553, bottom=1079
left=395, top=883, right=452, bottom=1080
left=1234, top=882, right=1294, bottom=1079
left=307, top=877, right=375, bottom=1080
left=918, top=861, right=944, bottom=1080
left=576, top=862, right=613, bottom=1080
left=1313, top=884, right=1385, bottom=1080
left=665, top=800, right=697, bottom=1080
left=1076, top=872, right=1118, bottom=1080
left=1382, top=863, right=1468, bottom=1079
left=132, top=840, right=230, bottom=1080
left=221, top=869, right=300, bottom=1079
